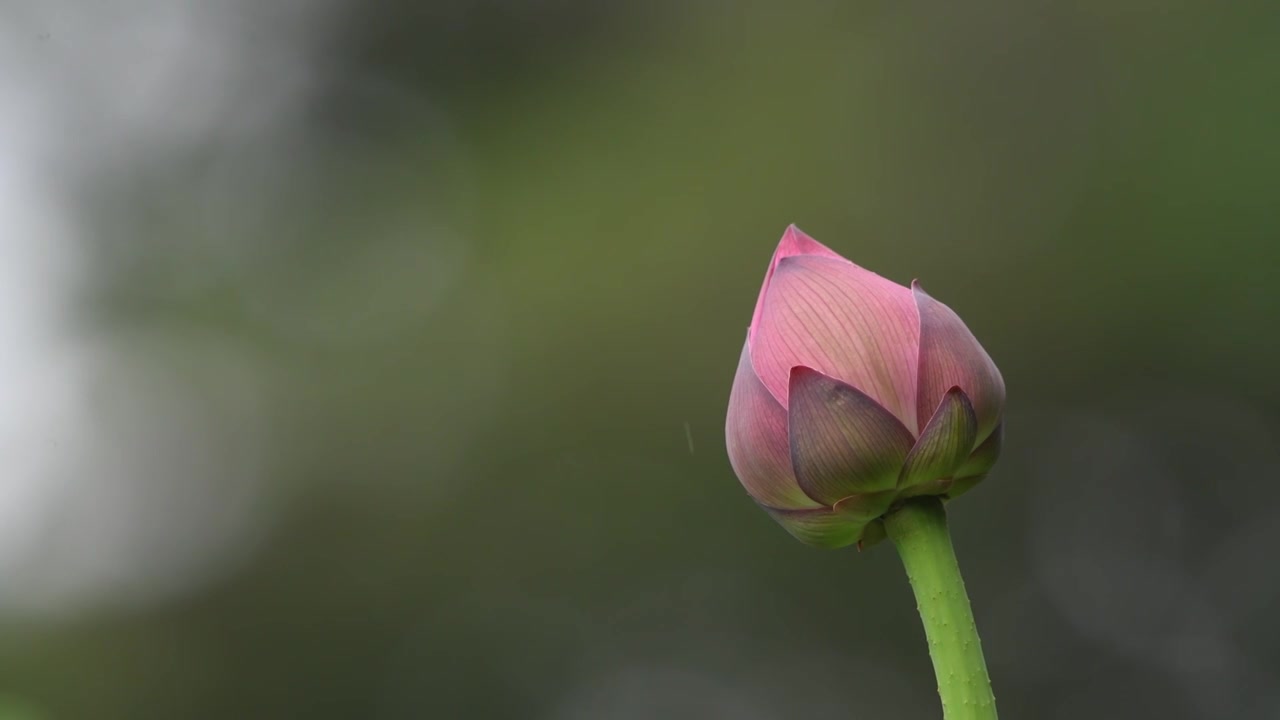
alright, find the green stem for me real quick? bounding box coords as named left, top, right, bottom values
left=883, top=497, right=998, bottom=720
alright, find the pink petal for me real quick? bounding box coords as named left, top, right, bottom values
left=787, top=366, right=915, bottom=505
left=748, top=225, right=844, bottom=343
left=899, top=387, right=978, bottom=491
left=752, top=255, right=921, bottom=429
left=913, top=282, right=1005, bottom=441
left=725, top=342, right=822, bottom=510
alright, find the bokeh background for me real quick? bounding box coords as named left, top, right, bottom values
left=2, top=1, right=1278, bottom=718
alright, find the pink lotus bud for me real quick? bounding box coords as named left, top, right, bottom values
left=726, top=226, right=1005, bottom=548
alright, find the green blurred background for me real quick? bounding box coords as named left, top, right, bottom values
left=2, top=1, right=1278, bottom=718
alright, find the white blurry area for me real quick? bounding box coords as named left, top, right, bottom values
left=1, top=0, right=488, bottom=616
left=0, top=0, right=340, bottom=616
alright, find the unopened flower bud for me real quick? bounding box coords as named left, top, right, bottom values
left=726, top=226, right=1005, bottom=548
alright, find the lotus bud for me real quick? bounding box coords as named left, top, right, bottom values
left=725, top=226, right=1005, bottom=548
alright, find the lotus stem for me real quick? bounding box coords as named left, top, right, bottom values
left=883, top=497, right=998, bottom=720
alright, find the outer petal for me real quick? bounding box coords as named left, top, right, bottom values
left=787, top=366, right=915, bottom=505
left=832, top=490, right=897, bottom=523
left=748, top=225, right=844, bottom=342
left=763, top=490, right=895, bottom=549
left=944, top=474, right=986, bottom=501
left=899, top=387, right=978, bottom=490
left=913, top=282, right=1005, bottom=441
left=762, top=506, right=864, bottom=549
left=752, top=255, right=921, bottom=429
left=763, top=490, right=896, bottom=549
left=725, top=342, right=822, bottom=510
left=858, top=520, right=887, bottom=550
left=956, top=421, right=1002, bottom=480
left=944, top=422, right=1004, bottom=500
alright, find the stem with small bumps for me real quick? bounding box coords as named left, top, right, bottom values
left=883, top=497, right=998, bottom=720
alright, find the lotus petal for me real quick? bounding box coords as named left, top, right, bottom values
left=787, top=366, right=915, bottom=505
left=753, top=255, right=920, bottom=429
left=913, top=282, right=1004, bottom=441
left=899, top=388, right=978, bottom=490
left=725, top=342, right=822, bottom=509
